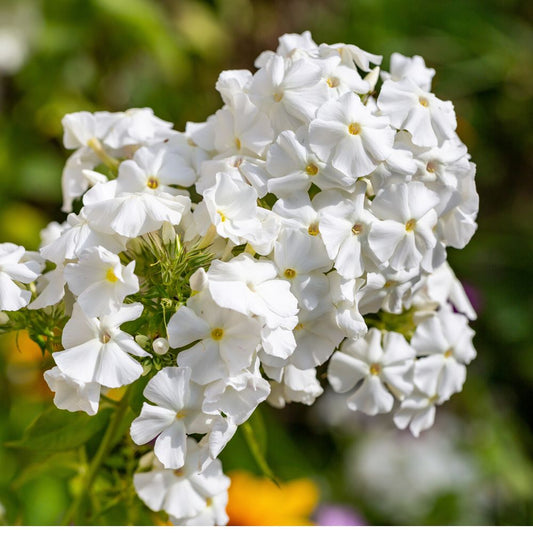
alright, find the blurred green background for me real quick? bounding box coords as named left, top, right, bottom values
left=0, top=0, right=531, bottom=525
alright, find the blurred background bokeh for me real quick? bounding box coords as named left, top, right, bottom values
left=0, top=0, right=532, bottom=525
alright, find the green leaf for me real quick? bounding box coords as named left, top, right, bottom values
left=7, top=407, right=113, bottom=452
left=13, top=451, right=82, bottom=489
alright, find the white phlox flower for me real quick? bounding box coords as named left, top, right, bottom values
left=0, top=243, right=41, bottom=311
left=266, top=129, right=353, bottom=196
left=319, top=182, right=380, bottom=279
left=103, top=107, right=174, bottom=149
left=309, top=91, right=395, bottom=178
left=215, top=69, right=253, bottom=105
left=250, top=54, right=328, bottom=133
left=202, top=358, right=271, bottom=425
left=378, top=78, right=457, bottom=147
left=272, top=227, right=332, bottom=311
left=197, top=254, right=299, bottom=331
left=40, top=211, right=127, bottom=265
left=327, top=271, right=367, bottom=338
left=411, top=305, right=476, bottom=402
left=318, top=55, right=370, bottom=96
left=53, top=302, right=149, bottom=388
left=82, top=157, right=191, bottom=239
left=381, top=52, right=436, bottom=91
left=267, top=364, right=324, bottom=408
left=43, top=366, right=101, bottom=416
left=130, top=367, right=214, bottom=470
left=328, top=328, right=416, bottom=415
left=168, top=292, right=261, bottom=385
left=64, top=246, right=138, bottom=317
left=318, top=42, right=382, bottom=72
left=213, top=93, right=274, bottom=158
left=133, top=443, right=230, bottom=523
left=393, top=385, right=444, bottom=438
left=369, top=181, right=440, bottom=272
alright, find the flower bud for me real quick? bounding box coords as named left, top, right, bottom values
left=152, top=337, right=170, bottom=355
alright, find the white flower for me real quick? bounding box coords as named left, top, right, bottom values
left=266, top=130, right=353, bottom=196
left=130, top=367, right=213, bottom=470
left=319, top=182, right=380, bottom=278
left=309, top=92, right=394, bottom=178
left=83, top=168, right=190, bottom=239
left=0, top=243, right=41, bottom=311
left=170, top=491, right=228, bottom=526
left=319, top=55, right=369, bottom=95
left=393, top=386, right=443, bottom=437
left=250, top=55, right=328, bottom=132
left=213, top=94, right=274, bottom=158
left=103, top=107, right=174, bottom=149
left=133, top=443, right=230, bottom=521
left=272, top=227, right=331, bottom=311
left=268, top=365, right=323, bottom=408
left=411, top=306, right=476, bottom=401
left=53, top=303, right=149, bottom=388
left=328, top=328, right=415, bottom=415
left=43, top=366, right=101, bottom=416
left=198, top=254, right=298, bottom=331
left=202, top=360, right=270, bottom=424
left=369, top=181, right=439, bottom=272
left=62, top=111, right=118, bottom=150
left=382, top=53, right=435, bottom=91
left=318, top=42, right=382, bottom=71
left=61, top=147, right=101, bottom=212
left=377, top=78, right=457, bottom=147
left=64, top=246, right=138, bottom=317
left=168, top=292, right=261, bottom=385
left=40, top=211, right=127, bottom=265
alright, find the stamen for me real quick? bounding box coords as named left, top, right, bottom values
left=348, top=123, right=361, bottom=135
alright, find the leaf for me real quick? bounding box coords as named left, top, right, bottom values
left=7, top=407, right=113, bottom=452
left=12, top=451, right=82, bottom=489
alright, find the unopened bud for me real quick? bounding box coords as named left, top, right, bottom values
left=135, top=334, right=150, bottom=348
left=152, top=337, right=170, bottom=355
left=161, top=221, right=176, bottom=245
left=364, top=66, right=380, bottom=92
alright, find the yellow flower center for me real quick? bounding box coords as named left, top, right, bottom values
left=235, top=138, right=242, bottom=150
left=284, top=268, right=296, bottom=279
left=305, top=163, right=319, bottom=176
left=105, top=268, right=119, bottom=283
left=326, top=77, right=339, bottom=88
left=307, top=222, right=320, bottom=236
left=175, top=410, right=187, bottom=420
left=369, top=363, right=381, bottom=376
left=294, top=323, right=304, bottom=331
left=273, top=92, right=284, bottom=102
left=405, top=218, right=416, bottom=232
left=348, top=122, right=361, bottom=135
left=211, top=328, right=225, bottom=341
left=419, top=96, right=429, bottom=107
left=426, top=161, right=437, bottom=173
left=351, top=223, right=363, bottom=235
left=444, top=348, right=453, bottom=358
left=174, top=468, right=184, bottom=477
left=100, top=331, right=111, bottom=344
left=217, top=210, right=227, bottom=222
left=147, top=176, right=159, bottom=189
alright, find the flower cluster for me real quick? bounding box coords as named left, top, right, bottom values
left=0, top=31, right=479, bottom=525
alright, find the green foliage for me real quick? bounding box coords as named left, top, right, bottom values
left=7, top=407, right=112, bottom=453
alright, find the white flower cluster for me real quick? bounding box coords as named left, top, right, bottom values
left=0, top=32, right=479, bottom=525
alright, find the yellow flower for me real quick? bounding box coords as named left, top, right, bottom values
left=226, top=470, right=320, bottom=526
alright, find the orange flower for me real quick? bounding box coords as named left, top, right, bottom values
left=226, top=470, right=319, bottom=526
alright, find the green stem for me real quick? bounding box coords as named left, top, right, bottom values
left=241, top=421, right=279, bottom=487
left=61, top=388, right=132, bottom=525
